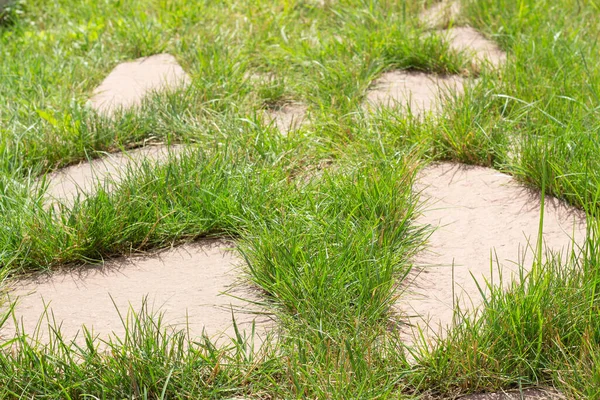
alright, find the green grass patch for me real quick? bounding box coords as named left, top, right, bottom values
left=1, top=0, right=600, bottom=398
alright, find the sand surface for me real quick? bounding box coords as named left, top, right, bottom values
left=90, top=53, right=190, bottom=116
left=1, top=241, right=270, bottom=345
left=419, top=0, right=461, bottom=29
left=398, top=162, right=586, bottom=344
left=265, top=103, right=307, bottom=134
left=444, top=26, right=507, bottom=68
left=365, top=71, right=465, bottom=116
left=44, top=145, right=184, bottom=203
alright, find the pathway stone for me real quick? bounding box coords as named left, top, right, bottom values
left=90, top=54, right=190, bottom=116
left=44, top=144, right=184, bottom=204
left=443, top=27, right=507, bottom=68
left=265, top=103, right=307, bottom=134
left=460, top=388, right=563, bottom=399
left=419, top=0, right=461, bottom=29
left=365, top=71, right=465, bottom=117
left=1, top=241, right=270, bottom=346
left=397, top=162, right=586, bottom=344
left=244, top=72, right=307, bottom=134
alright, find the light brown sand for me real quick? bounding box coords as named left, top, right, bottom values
left=1, top=241, right=270, bottom=345
left=90, top=53, right=190, bottom=116
left=419, top=0, right=461, bottom=29
left=365, top=71, right=465, bottom=116
left=444, top=26, right=507, bottom=68
left=44, top=145, right=184, bottom=203
left=265, top=103, right=307, bottom=134
left=398, top=162, right=586, bottom=344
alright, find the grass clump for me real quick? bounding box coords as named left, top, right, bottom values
left=2, top=0, right=600, bottom=398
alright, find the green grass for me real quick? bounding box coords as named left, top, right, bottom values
left=1, top=0, right=600, bottom=398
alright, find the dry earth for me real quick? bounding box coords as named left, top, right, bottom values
left=397, top=163, right=586, bottom=345
left=1, top=241, right=270, bottom=345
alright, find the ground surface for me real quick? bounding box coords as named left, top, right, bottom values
left=3, top=241, right=269, bottom=345
left=399, top=162, right=585, bottom=344
left=0, top=0, right=599, bottom=398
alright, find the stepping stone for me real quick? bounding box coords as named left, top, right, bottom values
left=265, top=103, right=307, bottom=134
left=90, top=54, right=190, bottom=116
left=397, top=162, right=586, bottom=344
left=244, top=72, right=307, bottom=134
left=1, top=241, right=270, bottom=346
left=460, top=388, right=563, bottom=399
left=364, top=71, right=465, bottom=117
left=419, top=0, right=461, bottom=29
left=44, top=145, right=184, bottom=204
left=443, top=26, right=507, bottom=68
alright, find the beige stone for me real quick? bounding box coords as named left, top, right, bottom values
left=460, top=388, right=564, bottom=399
left=44, top=145, right=184, bottom=204
left=444, top=26, right=507, bottom=68
left=397, top=163, right=586, bottom=344
left=419, top=0, right=461, bottom=29
left=90, top=54, right=190, bottom=116
left=264, top=103, right=307, bottom=134
left=364, top=71, right=465, bottom=117
left=2, top=241, right=270, bottom=346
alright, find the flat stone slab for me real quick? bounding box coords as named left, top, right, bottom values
left=44, top=145, right=184, bottom=204
left=444, top=27, right=507, bottom=68
left=397, top=163, right=586, bottom=344
left=365, top=71, right=465, bottom=117
left=265, top=103, right=307, bottom=134
left=90, top=54, right=190, bottom=116
left=419, top=0, right=461, bottom=29
left=1, top=241, right=270, bottom=345
left=460, top=388, right=563, bottom=399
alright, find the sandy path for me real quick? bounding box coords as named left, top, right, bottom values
left=1, top=241, right=270, bottom=345
left=397, top=163, right=586, bottom=344
left=365, top=71, right=465, bottom=116
left=90, top=53, right=190, bottom=116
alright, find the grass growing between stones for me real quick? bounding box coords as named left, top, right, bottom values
left=1, top=0, right=600, bottom=398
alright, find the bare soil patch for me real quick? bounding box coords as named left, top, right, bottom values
left=44, top=145, right=184, bottom=203
left=1, top=241, right=270, bottom=345
left=397, top=162, right=586, bottom=344
left=365, top=71, right=465, bottom=117
left=90, top=53, right=190, bottom=116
